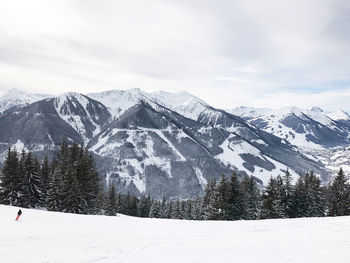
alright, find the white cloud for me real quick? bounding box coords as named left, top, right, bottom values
left=0, top=0, right=349, bottom=111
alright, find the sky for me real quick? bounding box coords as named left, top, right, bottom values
left=0, top=0, right=349, bottom=111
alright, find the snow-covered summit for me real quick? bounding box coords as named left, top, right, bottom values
left=0, top=88, right=52, bottom=113
left=327, top=110, right=350, bottom=121
left=149, top=90, right=209, bottom=120
left=87, top=88, right=150, bottom=118
left=87, top=89, right=211, bottom=121
left=53, top=92, right=111, bottom=144
left=228, top=106, right=273, bottom=119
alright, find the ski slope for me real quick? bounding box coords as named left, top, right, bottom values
left=1, top=205, right=349, bottom=263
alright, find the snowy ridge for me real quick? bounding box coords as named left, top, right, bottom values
left=54, top=92, right=110, bottom=144
left=228, top=106, right=273, bottom=119
left=230, top=106, right=350, bottom=149
left=149, top=91, right=210, bottom=120
left=87, top=89, right=150, bottom=118
left=0, top=88, right=51, bottom=113
left=327, top=110, right=350, bottom=121
left=88, top=89, right=212, bottom=122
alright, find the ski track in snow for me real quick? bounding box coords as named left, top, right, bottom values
left=1, top=205, right=350, bottom=263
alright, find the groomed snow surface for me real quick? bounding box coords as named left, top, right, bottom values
left=1, top=205, right=349, bottom=263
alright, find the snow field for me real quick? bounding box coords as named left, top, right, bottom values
left=1, top=205, right=350, bottom=263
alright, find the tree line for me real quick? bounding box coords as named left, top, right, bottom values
left=104, top=168, right=350, bottom=220
left=1, top=141, right=350, bottom=220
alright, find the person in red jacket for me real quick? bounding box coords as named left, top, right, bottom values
left=15, top=209, right=22, bottom=221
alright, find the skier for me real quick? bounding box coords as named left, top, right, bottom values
left=15, top=209, right=22, bottom=221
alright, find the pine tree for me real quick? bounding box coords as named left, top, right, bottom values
left=77, top=147, right=100, bottom=213
left=282, top=169, right=294, bottom=218
left=40, top=156, right=51, bottom=205
left=202, top=179, right=216, bottom=219
left=206, top=180, right=223, bottom=220
left=191, top=196, right=204, bottom=220
left=171, top=199, right=182, bottom=219
left=241, top=176, right=260, bottom=220
left=303, top=171, right=325, bottom=217
left=291, top=175, right=306, bottom=218
left=129, top=196, right=139, bottom=216
left=95, top=182, right=106, bottom=215
left=149, top=200, right=161, bottom=218
left=163, top=200, right=173, bottom=219
left=226, top=173, right=244, bottom=220
left=159, top=198, right=167, bottom=218
left=46, top=167, right=64, bottom=211
left=105, top=184, right=118, bottom=216
left=0, top=149, right=23, bottom=206
left=22, top=152, right=42, bottom=208
left=261, top=177, right=284, bottom=219
left=62, top=165, right=84, bottom=214
left=184, top=199, right=193, bottom=220
left=328, top=168, right=350, bottom=216
left=138, top=194, right=152, bottom=217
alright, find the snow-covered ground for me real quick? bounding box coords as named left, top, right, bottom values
left=1, top=205, right=349, bottom=263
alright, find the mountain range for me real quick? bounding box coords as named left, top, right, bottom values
left=0, top=88, right=348, bottom=199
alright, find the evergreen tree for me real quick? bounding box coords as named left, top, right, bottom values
left=159, top=198, right=168, bottom=218
left=105, top=184, right=118, bottom=216
left=22, top=152, right=42, bottom=208
left=303, top=171, right=326, bottom=217
left=184, top=199, right=193, bottom=220
left=171, top=199, right=182, bottom=219
left=129, top=196, right=139, bottom=216
left=163, top=200, right=173, bottom=219
left=95, top=182, right=106, bottom=215
left=226, top=173, right=244, bottom=220
left=115, top=193, right=122, bottom=214
left=202, top=179, right=216, bottom=219
left=40, top=156, right=50, bottom=205
left=328, top=168, right=350, bottom=216
left=191, top=196, right=204, bottom=220
left=47, top=139, right=70, bottom=211
left=77, top=148, right=100, bottom=213
left=46, top=168, right=64, bottom=211
left=62, top=165, right=84, bottom=214
left=149, top=200, right=161, bottom=218
left=0, top=149, right=23, bottom=206
left=261, top=177, right=284, bottom=219
left=138, top=194, right=152, bottom=217
left=291, top=175, right=306, bottom=218
left=206, top=179, right=223, bottom=220
left=241, top=176, right=260, bottom=220
left=281, top=169, right=294, bottom=218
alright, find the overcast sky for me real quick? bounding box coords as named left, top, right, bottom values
left=0, top=0, right=349, bottom=110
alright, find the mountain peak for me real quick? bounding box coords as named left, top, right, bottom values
left=310, top=106, right=323, bottom=113
left=327, top=110, right=350, bottom=121
left=0, top=88, right=52, bottom=113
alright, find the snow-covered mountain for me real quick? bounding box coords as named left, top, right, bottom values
left=53, top=92, right=111, bottom=144
left=0, top=89, right=338, bottom=199
left=229, top=105, right=350, bottom=175
left=326, top=110, right=350, bottom=121
left=229, top=106, right=350, bottom=149
left=87, top=89, right=210, bottom=121
left=0, top=88, right=52, bottom=114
